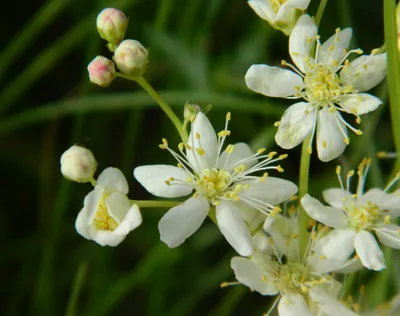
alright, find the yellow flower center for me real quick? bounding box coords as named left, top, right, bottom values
left=268, top=0, right=288, bottom=14
left=346, top=201, right=380, bottom=231
left=93, top=192, right=119, bottom=231
left=197, top=168, right=231, bottom=202
left=273, top=262, right=310, bottom=293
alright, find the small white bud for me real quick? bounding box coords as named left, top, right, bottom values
left=60, top=146, right=97, bottom=183
left=87, top=56, right=116, bottom=87
left=96, top=8, right=128, bottom=51
left=114, top=39, right=148, bottom=76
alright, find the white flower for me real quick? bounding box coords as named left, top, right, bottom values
left=301, top=159, right=400, bottom=271
left=245, top=15, right=386, bottom=162
left=248, top=0, right=311, bottom=35
left=231, top=216, right=358, bottom=316
left=76, top=167, right=142, bottom=246
left=134, top=112, right=297, bottom=256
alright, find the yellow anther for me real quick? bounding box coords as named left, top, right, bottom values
left=355, top=129, right=363, bottom=136
left=319, top=255, right=327, bottom=260
left=307, top=147, right=312, bottom=154
left=348, top=170, right=355, bottom=177
left=279, top=154, right=288, bottom=160
left=178, top=143, right=185, bottom=151
left=261, top=275, right=268, bottom=282
left=274, top=121, right=281, bottom=127
left=226, top=144, right=234, bottom=154
left=257, top=148, right=266, bottom=154
left=362, top=63, right=368, bottom=70
left=384, top=215, right=391, bottom=225
left=177, top=163, right=183, bottom=168
left=165, top=180, right=171, bottom=185
left=243, top=184, right=250, bottom=189
left=356, top=49, right=363, bottom=54
left=277, top=165, right=284, bottom=172
left=271, top=206, right=281, bottom=217
left=220, top=282, right=229, bottom=288
left=328, top=45, right=335, bottom=52
left=196, top=132, right=201, bottom=139
left=331, top=59, right=339, bottom=67
left=344, top=59, right=351, bottom=66
left=291, top=233, right=299, bottom=239
left=306, top=36, right=314, bottom=44
left=234, top=164, right=246, bottom=173
left=356, top=117, right=361, bottom=124
left=336, top=165, right=341, bottom=175
left=335, top=27, right=341, bottom=33
left=377, top=151, right=387, bottom=158
left=226, top=112, right=231, bottom=120
left=186, top=177, right=193, bottom=183
left=321, top=140, right=327, bottom=148
left=260, top=172, right=268, bottom=182
left=268, top=151, right=277, bottom=159
left=290, top=195, right=299, bottom=201
left=344, top=137, right=350, bottom=144
left=371, top=48, right=379, bottom=55
left=196, top=147, right=205, bottom=156
left=281, top=60, right=288, bottom=65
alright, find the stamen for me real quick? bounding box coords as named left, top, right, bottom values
left=336, top=166, right=344, bottom=190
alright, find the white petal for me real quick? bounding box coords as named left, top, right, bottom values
left=354, top=230, right=385, bottom=271
left=275, top=102, right=315, bottom=149
left=289, top=14, right=318, bottom=72
left=332, top=257, right=363, bottom=274
left=84, top=187, right=103, bottom=223
left=278, top=0, right=311, bottom=16
left=241, top=177, right=298, bottom=206
left=318, top=28, right=352, bottom=66
left=340, top=53, right=387, bottom=92
left=216, top=201, right=253, bottom=256
left=323, top=188, right=351, bottom=209
left=113, top=204, right=142, bottom=235
left=301, top=194, right=348, bottom=228
left=357, top=188, right=385, bottom=205
left=97, top=167, right=128, bottom=194
left=381, top=191, right=400, bottom=218
left=186, top=112, right=218, bottom=173
left=75, top=208, right=91, bottom=240
left=248, top=0, right=276, bottom=23
left=231, top=256, right=278, bottom=295
left=339, top=93, right=382, bottom=115
left=90, top=229, right=126, bottom=247
left=375, top=224, right=400, bottom=249
left=134, top=165, right=193, bottom=198
left=245, top=65, right=304, bottom=97
left=278, top=293, right=312, bottom=316
left=310, top=228, right=356, bottom=273
left=158, top=197, right=209, bottom=248
left=309, top=287, right=359, bottom=316
left=106, top=192, right=131, bottom=223
left=316, top=107, right=347, bottom=162
left=217, top=142, right=257, bottom=173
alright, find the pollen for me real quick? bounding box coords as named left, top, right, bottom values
left=93, top=192, right=119, bottom=231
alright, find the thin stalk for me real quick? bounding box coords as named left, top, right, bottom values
left=65, top=262, right=88, bottom=316
left=315, top=0, right=329, bottom=26
left=130, top=200, right=181, bottom=208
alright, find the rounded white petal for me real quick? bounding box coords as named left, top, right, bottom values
left=357, top=188, right=385, bottom=205
left=318, top=28, right=352, bottom=66
left=278, top=293, right=312, bottom=316
left=106, top=192, right=131, bottom=223
left=301, top=194, right=348, bottom=228
left=332, top=257, right=363, bottom=274
left=241, top=177, right=298, bottom=206
left=289, top=14, right=318, bottom=72
left=279, top=0, right=311, bottom=13
left=381, top=191, right=400, bottom=218
left=134, top=165, right=193, bottom=198
left=323, top=188, right=351, bottom=209
left=245, top=65, right=304, bottom=98
left=90, top=230, right=126, bottom=247
left=186, top=112, right=218, bottom=173
left=113, top=203, right=142, bottom=234
left=248, top=0, right=275, bottom=23
left=231, top=256, right=278, bottom=295
left=216, top=201, right=253, bottom=256
left=375, top=224, right=400, bottom=249
left=75, top=208, right=91, bottom=240
left=309, top=287, right=359, bottom=316
left=217, top=142, right=257, bottom=173
left=316, top=107, right=347, bottom=162
left=275, top=102, right=315, bottom=149
left=97, top=167, right=129, bottom=194
left=339, top=93, right=382, bottom=115
left=354, top=230, right=385, bottom=271
left=158, top=197, right=209, bottom=248
left=84, top=187, right=103, bottom=223
left=340, top=53, right=387, bottom=92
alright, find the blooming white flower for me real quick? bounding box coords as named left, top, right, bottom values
left=245, top=14, right=387, bottom=161
left=76, top=167, right=142, bottom=246
left=301, top=159, right=400, bottom=271
left=248, top=0, right=311, bottom=35
left=231, top=216, right=358, bottom=316
left=134, top=112, right=297, bottom=256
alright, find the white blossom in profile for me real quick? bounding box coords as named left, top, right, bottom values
left=134, top=112, right=297, bottom=256
left=301, top=159, right=400, bottom=271
left=245, top=15, right=386, bottom=161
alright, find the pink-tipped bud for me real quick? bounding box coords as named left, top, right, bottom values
left=114, top=39, right=148, bottom=76
left=96, top=8, right=128, bottom=51
left=60, top=146, right=97, bottom=183
left=87, top=56, right=116, bottom=87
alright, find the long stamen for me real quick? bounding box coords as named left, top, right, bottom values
left=336, top=166, right=344, bottom=190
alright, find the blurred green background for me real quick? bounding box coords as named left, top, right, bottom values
left=1, top=0, right=398, bottom=315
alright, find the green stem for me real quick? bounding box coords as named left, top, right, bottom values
left=65, top=261, right=88, bottom=316
left=130, top=200, right=181, bottom=208
left=315, top=0, right=329, bottom=27
left=298, top=135, right=312, bottom=258
left=117, top=73, right=187, bottom=142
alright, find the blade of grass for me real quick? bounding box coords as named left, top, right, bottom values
left=65, top=262, right=88, bottom=316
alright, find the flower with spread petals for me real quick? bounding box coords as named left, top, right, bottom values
left=76, top=167, right=142, bottom=246
left=60, top=145, right=97, bottom=183
left=134, top=112, right=297, bottom=256
left=245, top=15, right=387, bottom=162
left=248, top=0, right=311, bottom=35
left=301, top=159, right=400, bottom=271
left=230, top=215, right=358, bottom=316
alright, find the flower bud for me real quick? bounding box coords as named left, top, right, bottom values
left=60, top=146, right=97, bottom=183
left=183, top=102, right=212, bottom=122
left=114, top=39, right=148, bottom=76
left=96, top=8, right=128, bottom=51
left=87, top=56, right=116, bottom=87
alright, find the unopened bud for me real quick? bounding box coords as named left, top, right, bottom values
left=60, top=146, right=97, bottom=183
left=114, top=39, right=148, bottom=76
left=87, top=56, right=116, bottom=87
left=96, top=8, right=128, bottom=51
left=183, top=102, right=212, bottom=122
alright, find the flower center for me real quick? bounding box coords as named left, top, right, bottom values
left=197, top=168, right=231, bottom=201
left=346, top=201, right=380, bottom=231
left=268, top=0, right=287, bottom=14
left=93, top=192, right=119, bottom=231
left=304, top=63, right=345, bottom=106
left=274, top=262, right=310, bottom=293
